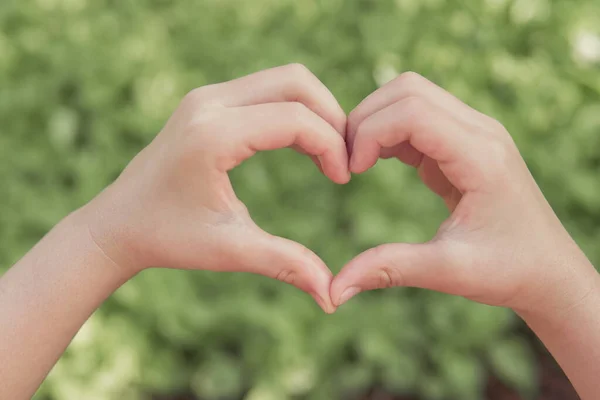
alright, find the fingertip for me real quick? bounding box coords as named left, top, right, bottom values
left=330, top=274, right=354, bottom=307
left=326, top=164, right=350, bottom=185
left=336, top=168, right=352, bottom=184
left=349, top=154, right=369, bottom=174
left=302, top=256, right=336, bottom=313
left=321, top=152, right=351, bottom=184
left=311, top=292, right=337, bottom=314
left=329, top=252, right=376, bottom=306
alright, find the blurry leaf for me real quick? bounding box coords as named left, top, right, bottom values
left=487, top=337, right=539, bottom=399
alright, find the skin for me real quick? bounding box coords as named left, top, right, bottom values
left=331, top=71, right=600, bottom=400
left=0, top=64, right=348, bottom=399
left=0, top=65, right=598, bottom=399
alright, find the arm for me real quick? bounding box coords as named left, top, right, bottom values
left=518, top=273, right=600, bottom=400
left=0, top=63, right=349, bottom=399
left=0, top=209, right=134, bottom=398
left=330, top=71, right=600, bottom=399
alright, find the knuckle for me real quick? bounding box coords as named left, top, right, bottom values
left=279, top=64, right=315, bottom=102
left=486, top=137, right=512, bottom=166
left=482, top=137, right=518, bottom=184
left=300, top=244, right=317, bottom=261
left=377, top=266, right=404, bottom=288
left=188, top=108, right=223, bottom=134
left=369, top=245, right=406, bottom=288
left=486, top=116, right=508, bottom=135
left=284, top=62, right=312, bottom=78
left=180, top=110, right=228, bottom=158
left=275, top=269, right=297, bottom=286
left=183, top=85, right=212, bottom=106
left=395, top=71, right=426, bottom=87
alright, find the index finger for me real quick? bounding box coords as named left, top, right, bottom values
left=201, top=102, right=350, bottom=184
left=350, top=96, right=501, bottom=193
left=347, top=72, right=495, bottom=154
left=191, top=63, right=347, bottom=136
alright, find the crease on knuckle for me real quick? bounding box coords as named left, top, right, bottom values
left=275, top=269, right=297, bottom=286
left=378, top=265, right=405, bottom=289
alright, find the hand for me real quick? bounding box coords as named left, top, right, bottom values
left=331, top=72, right=598, bottom=319
left=82, top=64, right=350, bottom=313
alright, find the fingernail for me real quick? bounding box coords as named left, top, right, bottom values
left=338, top=286, right=361, bottom=306
left=311, top=293, right=331, bottom=313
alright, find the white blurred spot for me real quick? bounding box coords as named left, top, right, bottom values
left=49, top=107, right=79, bottom=150
left=283, top=364, right=315, bottom=394
left=374, top=61, right=400, bottom=87
left=573, top=31, right=600, bottom=64
left=70, top=313, right=98, bottom=349
left=244, top=385, right=285, bottom=400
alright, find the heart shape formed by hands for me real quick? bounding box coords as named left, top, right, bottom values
left=96, top=64, right=594, bottom=320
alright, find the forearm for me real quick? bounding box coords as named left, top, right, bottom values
left=0, top=208, right=134, bottom=399
left=519, top=268, right=600, bottom=400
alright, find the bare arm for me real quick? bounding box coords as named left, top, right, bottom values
left=0, top=64, right=349, bottom=399
left=518, top=274, right=600, bottom=400
left=0, top=209, right=133, bottom=398
left=331, top=71, right=600, bottom=399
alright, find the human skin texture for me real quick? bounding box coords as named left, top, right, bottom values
left=331, top=71, right=600, bottom=400
left=0, top=66, right=599, bottom=399
left=0, top=64, right=349, bottom=399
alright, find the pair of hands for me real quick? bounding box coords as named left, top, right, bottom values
left=83, top=64, right=597, bottom=318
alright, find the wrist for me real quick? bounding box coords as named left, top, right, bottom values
left=516, top=255, right=600, bottom=327
left=36, top=209, right=140, bottom=291
left=72, top=188, right=148, bottom=278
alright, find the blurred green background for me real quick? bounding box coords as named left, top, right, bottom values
left=1, top=0, right=599, bottom=399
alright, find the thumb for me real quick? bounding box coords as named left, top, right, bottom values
left=227, top=228, right=336, bottom=313
left=331, top=242, right=449, bottom=307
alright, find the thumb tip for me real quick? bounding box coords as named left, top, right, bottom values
left=311, top=292, right=337, bottom=314
left=336, top=286, right=361, bottom=307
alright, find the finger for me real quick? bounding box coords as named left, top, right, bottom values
left=347, top=72, right=492, bottom=153
left=330, top=242, right=449, bottom=307
left=193, top=63, right=347, bottom=136
left=379, top=142, right=423, bottom=167
left=207, top=103, right=350, bottom=184
left=291, top=145, right=325, bottom=174
left=225, top=227, right=336, bottom=313
left=349, top=97, right=493, bottom=192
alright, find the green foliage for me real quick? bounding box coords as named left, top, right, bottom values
left=488, top=336, right=538, bottom=399
left=1, top=0, right=599, bottom=399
